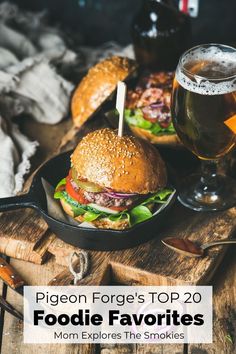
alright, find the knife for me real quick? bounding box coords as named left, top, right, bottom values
left=0, top=256, right=25, bottom=296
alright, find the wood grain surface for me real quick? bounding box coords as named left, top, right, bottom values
left=1, top=250, right=236, bottom=354
left=48, top=203, right=236, bottom=287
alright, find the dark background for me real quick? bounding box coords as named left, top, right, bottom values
left=3, top=0, right=236, bottom=46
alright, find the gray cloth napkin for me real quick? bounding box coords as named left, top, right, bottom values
left=0, top=2, right=134, bottom=198
left=0, top=2, right=76, bottom=197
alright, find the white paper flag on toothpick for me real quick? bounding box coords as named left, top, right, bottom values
left=116, top=81, right=127, bottom=137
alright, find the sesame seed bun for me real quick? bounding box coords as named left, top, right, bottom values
left=71, top=56, right=137, bottom=128
left=71, top=128, right=167, bottom=194
left=129, top=126, right=181, bottom=147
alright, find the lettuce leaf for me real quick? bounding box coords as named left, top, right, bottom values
left=125, top=109, right=153, bottom=129
left=142, top=189, right=173, bottom=205
left=108, top=211, right=130, bottom=224
left=54, top=178, right=66, bottom=199
left=54, top=179, right=174, bottom=227
left=55, top=178, right=66, bottom=189
left=54, top=190, right=64, bottom=199
left=130, top=205, right=153, bottom=224
left=124, top=109, right=175, bottom=136
left=71, top=205, right=86, bottom=217
left=83, top=211, right=102, bottom=222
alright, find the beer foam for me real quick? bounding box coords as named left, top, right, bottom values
left=176, top=45, right=236, bottom=95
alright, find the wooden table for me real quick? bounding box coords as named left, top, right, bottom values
left=0, top=118, right=236, bottom=354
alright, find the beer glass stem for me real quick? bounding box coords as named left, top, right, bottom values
left=193, top=159, right=221, bottom=204
left=200, top=160, right=218, bottom=191
left=177, top=157, right=236, bottom=211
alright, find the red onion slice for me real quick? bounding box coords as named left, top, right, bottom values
left=70, top=179, right=79, bottom=191
left=150, top=102, right=164, bottom=109
left=104, top=192, right=138, bottom=199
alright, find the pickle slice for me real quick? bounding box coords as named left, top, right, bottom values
left=71, top=168, right=104, bottom=192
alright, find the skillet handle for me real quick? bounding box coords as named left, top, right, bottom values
left=0, top=193, right=38, bottom=212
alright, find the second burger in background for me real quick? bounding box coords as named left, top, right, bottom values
left=69, top=56, right=179, bottom=148
left=124, top=72, right=179, bottom=146
left=71, top=56, right=137, bottom=128
left=54, top=128, right=173, bottom=230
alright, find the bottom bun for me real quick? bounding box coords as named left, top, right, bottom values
left=129, top=126, right=181, bottom=147
left=78, top=216, right=130, bottom=230
left=60, top=199, right=130, bottom=230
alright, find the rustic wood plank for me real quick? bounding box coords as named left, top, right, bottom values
left=136, top=344, right=184, bottom=353
left=47, top=205, right=236, bottom=354
left=189, top=246, right=236, bottom=354
left=49, top=204, right=236, bottom=286
left=98, top=249, right=236, bottom=354
left=47, top=238, right=79, bottom=267
left=109, top=205, right=236, bottom=286
left=0, top=258, right=96, bottom=354
left=100, top=344, right=134, bottom=354
left=0, top=210, right=49, bottom=264
left=2, top=213, right=236, bottom=353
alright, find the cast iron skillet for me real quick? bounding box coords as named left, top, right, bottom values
left=0, top=151, right=176, bottom=251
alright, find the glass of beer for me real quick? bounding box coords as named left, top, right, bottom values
left=172, top=44, right=236, bottom=211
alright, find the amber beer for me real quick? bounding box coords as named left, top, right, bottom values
left=172, top=48, right=236, bottom=160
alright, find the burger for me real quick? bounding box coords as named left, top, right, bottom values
left=60, top=56, right=137, bottom=150
left=124, top=72, right=179, bottom=146
left=54, top=128, right=173, bottom=230
left=71, top=56, right=137, bottom=128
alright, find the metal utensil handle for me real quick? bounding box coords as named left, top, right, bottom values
left=0, top=295, right=23, bottom=321
left=203, top=239, right=236, bottom=250
left=0, top=193, right=38, bottom=212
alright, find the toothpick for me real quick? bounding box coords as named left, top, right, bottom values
left=116, top=81, right=127, bottom=137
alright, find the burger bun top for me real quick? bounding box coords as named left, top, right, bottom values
left=71, top=128, right=167, bottom=194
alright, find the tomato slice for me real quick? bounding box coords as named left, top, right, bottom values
left=66, top=170, right=130, bottom=210
left=65, top=176, right=89, bottom=204
left=109, top=205, right=128, bottom=212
